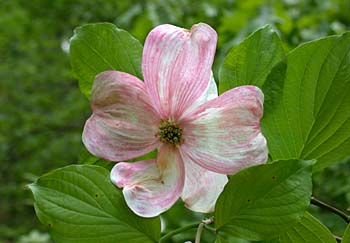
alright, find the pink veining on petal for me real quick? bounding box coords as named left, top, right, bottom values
left=110, top=159, right=156, bottom=187
left=180, top=152, right=228, bottom=213
left=82, top=71, right=160, bottom=162
left=110, top=145, right=185, bottom=217
left=142, top=23, right=217, bottom=121
left=180, top=85, right=268, bottom=174
left=180, top=72, right=219, bottom=119
left=83, top=22, right=270, bottom=217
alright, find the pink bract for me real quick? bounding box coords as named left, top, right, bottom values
left=82, top=23, right=268, bottom=217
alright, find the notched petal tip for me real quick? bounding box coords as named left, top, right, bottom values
left=191, top=23, right=217, bottom=43
left=142, top=22, right=218, bottom=120
left=225, top=85, right=265, bottom=119
left=94, top=70, right=117, bottom=80
left=83, top=71, right=159, bottom=162
left=180, top=84, right=267, bottom=175
left=110, top=146, right=185, bottom=218
left=149, top=22, right=217, bottom=41
left=231, top=85, right=264, bottom=102
left=110, top=163, right=127, bottom=188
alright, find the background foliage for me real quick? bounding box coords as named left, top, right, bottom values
left=1, top=0, right=350, bottom=242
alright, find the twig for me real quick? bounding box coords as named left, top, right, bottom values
left=203, top=224, right=216, bottom=234
left=311, top=196, right=350, bottom=223
left=159, top=217, right=214, bottom=243
left=195, top=217, right=214, bottom=243
left=195, top=223, right=204, bottom=243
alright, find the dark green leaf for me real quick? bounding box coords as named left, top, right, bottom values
left=78, top=145, right=102, bottom=164
left=70, top=23, right=143, bottom=98
left=215, top=236, right=230, bottom=243
left=78, top=146, right=114, bottom=170
left=262, top=32, right=350, bottom=171
left=219, top=25, right=285, bottom=93
left=29, top=165, right=160, bottom=243
left=78, top=145, right=157, bottom=169
left=215, top=159, right=314, bottom=241
left=270, top=212, right=337, bottom=243
left=342, top=223, right=350, bottom=243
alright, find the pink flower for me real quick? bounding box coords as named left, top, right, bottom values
left=82, top=23, right=267, bottom=217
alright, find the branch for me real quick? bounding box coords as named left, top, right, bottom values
left=195, top=223, right=204, bottom=243
left=195, top=217, right=214, bottom=243
left=311, top=196, right=350, bottom=223
left=159, top=217, right=214, bottom=243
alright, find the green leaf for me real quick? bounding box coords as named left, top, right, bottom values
left=261, top=32, right=350, bottom=171
left=219, top=25, right=285, bottom=93
left=215, top=236, right=230, bottom=243
left=215, top=235, right=249, bottom=243
left=342, top=223, right=350, bottom=243
left=78, top=145, right=157, bottom=169
left=29, top=165, right=160, bottom=243
left=215, top=159, right=314, bottom=241
left=78, top=145, right=104, bottom=164
left=70, top=23, right=143, bottom=98
left=272, top=212, right=337, bottom=243
left=78, top=146, right=114, bottom=170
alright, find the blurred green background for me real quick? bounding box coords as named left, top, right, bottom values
left=1, top=0, right=350, bottom=242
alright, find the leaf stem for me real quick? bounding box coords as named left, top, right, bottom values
left=195, top=223, right=204, bottom=243
left=159, top=223, right=199, bottom=243
left=311, top=196, right=350, bottom=223
left=203, top=224, right=216, bottom=234
left=159, top=217, right=214, bottom=243
left=195, top=217, right=215, bottom=243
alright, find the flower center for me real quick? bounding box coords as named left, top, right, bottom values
left=158, top=119, right=183, bottom=146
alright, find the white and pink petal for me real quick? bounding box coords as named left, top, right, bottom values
left=180, top=153, right=228, bottom=213
left=142, top=23, right=217, bottom=120
left=82, top=71, right=160, bottom=162
left=181, top=85, right=268, bottom=174
left=110, top=145, right=185, bottom=217
left=180, top=72, right=218, bottom=119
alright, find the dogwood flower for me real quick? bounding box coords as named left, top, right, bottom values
left=82, top=23, right=267, bottom=217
